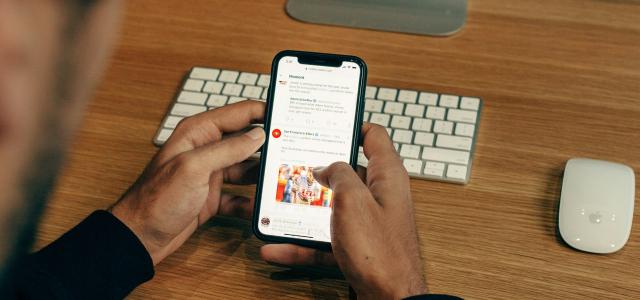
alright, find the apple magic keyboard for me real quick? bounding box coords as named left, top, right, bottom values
left=154, top=67, right=482, bottom=184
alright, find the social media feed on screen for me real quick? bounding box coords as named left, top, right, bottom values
left=258, top=55, right=361, bottom=243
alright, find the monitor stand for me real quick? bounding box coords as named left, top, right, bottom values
left=286, top=0, right=467, bottom=37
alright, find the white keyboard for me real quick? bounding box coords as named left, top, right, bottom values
left=154, top=67, right=482, bottom=184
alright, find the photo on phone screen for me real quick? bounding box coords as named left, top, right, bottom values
left=253, top=50, right=367, bottom=248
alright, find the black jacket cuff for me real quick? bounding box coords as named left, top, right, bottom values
left=16, top=210, right=154, bottom=299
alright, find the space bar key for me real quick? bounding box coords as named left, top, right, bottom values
left=422, top=148, right=470, bottom=165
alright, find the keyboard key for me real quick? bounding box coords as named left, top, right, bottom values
left=391, top=115, right=411, bottom=129
left=403, top=159, right=423, bottom=173
left=377, top=88, right=397, bottom=101
left=183, top=79, right=204, bottom=92
left=207, top=94, right=228, bottom=107
left=405, top=104, right=425, bottom=117
left=461, top=97, right=480, bottom=111
left=426, top=106, right=446, bottom=120
left=446, top=164, right=468, bottom=180
left=227, top=97, right=247, bottom=104
left=424, top=161, right=445, bottom=177
left=412, top=118, right=432, bottom=132
left=400, top=144, right=421, bottom=159
left=439, top=95, right=459, bottom=108
left=190, top=67, right=219, bottom=80
left=384, top=102, right=404, bottom=115
left=222, top=83, right=243, bottom=96
left=369, top=113, right=390, bottom=127
left=365, top=86, right=377, bottom=98
left=392, top=130, right=413, bottom=143
left=365, top=99, right=384, bottom=112
left=163, top=116, right=183, bottom=129
left=219, top=70, right=239, bottom=83
left=414, top=132, right=435, bottom=146
left=398, top=90, right=418, bottom=103
left=418, top=92, right=438, bottom=106
left=161, top=68, right=483, bottom=184
left=433, top=120, right=454, bottom=134
left=422, top=148, right=469, bottom=165
left=171, top=103, right=207, bottom=117
left=436, top=134, right=472, bottom=151
left=447, top=108, right=477, bottom=124
left=202, top=81, right=224, bottom=94
left=156, top=128, right=173, bottom=143
left=177, top=91, right=208, bottom=105
left=238, top=72, right=258, bottom=85
left=455, top=123, right=475, bottom=137
left=242, top=86, right=263, bottom=99
left=255, top=74, right=269, bottom=87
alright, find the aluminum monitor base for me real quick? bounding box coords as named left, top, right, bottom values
left=286, top=0, right=467, bottom=37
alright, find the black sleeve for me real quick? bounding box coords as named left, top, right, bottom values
left=12, top=210, right=154, bottom=299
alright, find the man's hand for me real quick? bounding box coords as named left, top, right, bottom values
left=110, top=101, right=265, bottom=265
left=260, top=124, right=427, bottom=299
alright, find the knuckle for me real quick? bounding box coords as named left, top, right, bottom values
left=172, top=152, right=200, bottom=174
left=174, top=116, right=195, bottom=131
left=368, top=123, right=388, bottom=136
left=327, top=161, right=351, bottom=174
left=333, top=180, right=370, bottom=206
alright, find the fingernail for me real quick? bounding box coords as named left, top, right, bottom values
left=246, top=127, right=265, bottom=141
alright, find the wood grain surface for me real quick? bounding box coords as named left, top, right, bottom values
left=34, top=0, right=640, bottom=299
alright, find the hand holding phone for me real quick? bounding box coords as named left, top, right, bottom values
left=261, top=123, right=428, bottom=299
left=253, top=50, right=367, bottom=249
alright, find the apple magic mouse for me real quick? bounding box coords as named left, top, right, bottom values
left=558, top=158, right=635, bottom=254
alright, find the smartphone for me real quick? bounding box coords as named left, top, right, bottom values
left=253, top=50, right=367, bottom=249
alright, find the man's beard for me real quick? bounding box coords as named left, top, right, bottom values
left=0, top=2, right=94, bottom=291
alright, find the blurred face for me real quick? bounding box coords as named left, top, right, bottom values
left=0, top=0, right=122, bottom=284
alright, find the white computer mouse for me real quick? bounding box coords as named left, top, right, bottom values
left=558, top=158, right=635, bottom=254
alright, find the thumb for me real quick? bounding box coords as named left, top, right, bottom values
left=184, top=127, right=265, bottom=173
left=312, top=162, right=371, bottom=210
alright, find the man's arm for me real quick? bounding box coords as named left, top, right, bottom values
left=261, top=124, right=463, bottom=299
left=11, top=211, right=153, bottom=299
left=8, top=101, right=268, bottom=299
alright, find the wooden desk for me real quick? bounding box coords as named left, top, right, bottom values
left=35, top=0, right=640, bottom=299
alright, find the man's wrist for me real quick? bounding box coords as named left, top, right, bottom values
left=108, top=201, right=164, bottom=265
left=353, top=272, right=427, bottom=299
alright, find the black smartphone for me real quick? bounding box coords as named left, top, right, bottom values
left=252, top=50, right=367, bottom=249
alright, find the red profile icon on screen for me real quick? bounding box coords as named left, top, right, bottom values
left=272, top=129, right=282, bottom=138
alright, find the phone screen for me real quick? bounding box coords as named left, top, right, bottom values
left=256, top=55, right=363, bottom=243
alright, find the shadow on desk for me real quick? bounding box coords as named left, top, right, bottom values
left=152, top=215, right=346, bottom=299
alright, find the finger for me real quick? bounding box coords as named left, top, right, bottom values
left=359, top=123, right=410, bottom=204
left=356, top=165, right=367, bottom=182
left=360, top=123, right=401, bottom=168
left=312, top=162, right=372, bottom=211
left=160, top=101, right=265, bottom=160
left=218, top=194, right=254, bottom=220
left=260, top=244, right=336, bottom=267
left=179, top=127, right=265, bottom=174
left=224, top=160, right=260, bottom=185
